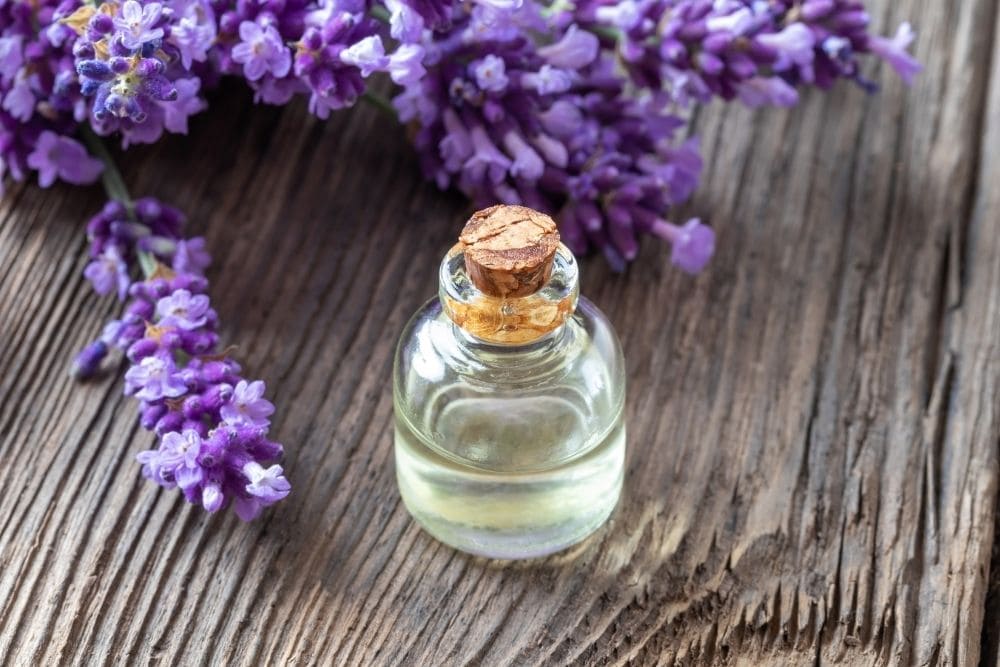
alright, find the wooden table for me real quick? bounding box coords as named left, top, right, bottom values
left=2, top=1, right=999, bottom=664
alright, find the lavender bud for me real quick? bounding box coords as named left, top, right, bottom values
left=182, top=419, right=209, bottom=437
left=140, top=403, right=167, bottom=430
left=149, top=278, right=170, bottom=296
left=183, top=395, right=204, bottom=419
left=69, top=341, right=108, bottom=379
left=126, top=298, right=154, bottom=320
left=127, top=338, right=159, bottom=362
left=201, top=361, right=229, bottom=384
left=155, top=412, right=185, bottom=436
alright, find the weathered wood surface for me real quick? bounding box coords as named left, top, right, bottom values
left=2, top=0, right=999, bottom=664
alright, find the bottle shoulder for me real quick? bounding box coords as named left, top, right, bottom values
left=394, top=296, right=625, bottom=399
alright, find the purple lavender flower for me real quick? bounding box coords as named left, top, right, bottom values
left=173, top=237, right=211, bottom=274
left=464, top=125, right=512, bottom=184
left=137, top=428, right=201, bottom=488
left=170, top=0, right=217, bottom=69
left=114, top=0, right=166, bottom=49
left=161, top=78, right=207, bottom=134
left=84, top=245, right=132, bottom=300
left=339, top=35, right=388, bottom=77
left=158, top=429, right=202, bottom=471
left=502, top=131, right=544, bottom=181
left=522, top=64, right=572, bottom=95
left=201, top=482, right=224, bottom=512
left=156, top=289, right=212, bottom=329
left=537, top=24, right=599, bottom=69
left=737, top=76, right=799, bottom=108
left=867, top=22, right=921, bottom=85
left=388, top=44, right=426, bottom=86
left=231, top=21, right=292, bottom=81
left=26, top=132, right=103, bottom=187
left=221, top=380, right=275, bottom=426
left=385, top=0, right=424, bottom=42
left=651, top=218, right=716, bottom=274
left=243, top=462, right=291, bottom=503
left=467, top=4, right=519, bottom=41
left=125, top=354, right=189, bottom=401
left=593, top=0, right=642, bottom=30
left=3, top=79, right=34, bottom=121
left=0, top=36, right=24, bottom=81
left=757, top=23, right=816, bottom=81
left=471, top=54, right=508, bottom=92
left=77, top=55, right=179, bottom=123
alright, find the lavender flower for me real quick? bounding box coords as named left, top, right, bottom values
left=0, top=35, right=24, bottom=81
left=156, top=289, right=212, bottom=329
left=221, top=380, right=276, bottom=427
left=385, top=0, right=424, bottom=42
left=651, top=218, right=716, bottom=274
left=4, top=78, right=34, bottom=121
left=26, top=131, right=103, bottom=187
left=114, top=0, right=165, bottom=49
left=472, top=54, right=508, bottom=92
left=0, top=0, right=97, bottom=189
left=173, top=237, right=211, bottom=274
left=170, top=0, right=217, bottom=69
left=84, top=245, right=131, bottom=300
left=243, top=462, right=291, bottom=504
left=232, top=21, right=292, bottom=82
left=78, top=52, right=179, bottom=124
left=126, top=354, right=189, bottom=400
left=340, top=35, right=388, bottom=77
left=867, top=22, right=921, bottom=85
left=161, top=78, right=206, bottom=134
left=537, top=24, right=600, bottom=69
left=388, top=44, right=426, bottom=86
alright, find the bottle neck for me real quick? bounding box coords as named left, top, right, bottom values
left=439, top=243, right=580, bottom=346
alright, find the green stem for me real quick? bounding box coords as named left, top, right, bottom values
left=368, top=4, right=390, bottom=23
left=590, top=24, right=620, bottom=42
left=80, top=126, right=158, bottom=278
left=80, top=126, right=132, bottom=208
left=361, top=90, right=398, bottom=120
left=137, top=251, right=158, bottom=277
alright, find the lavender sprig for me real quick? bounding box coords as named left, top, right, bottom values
left=72, top=135, right=290, bottom=520
left=576, top=0, right=922, bottom=107
left=393, top=7, right=715, bottom=271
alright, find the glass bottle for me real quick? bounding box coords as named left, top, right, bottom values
left=393, top=205, right=626, bottom=559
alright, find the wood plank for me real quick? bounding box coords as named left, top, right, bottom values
left=1, top=0, right=998, bottom=663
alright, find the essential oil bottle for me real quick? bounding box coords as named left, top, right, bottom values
left=393, top=205, right=626, bottom=559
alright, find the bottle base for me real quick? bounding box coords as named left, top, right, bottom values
left=393, top=411, right=626, bottom=560
left=400, top=490, right=621, bottom=560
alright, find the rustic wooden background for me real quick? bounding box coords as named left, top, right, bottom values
left=2, top=1, right=999, bottom=664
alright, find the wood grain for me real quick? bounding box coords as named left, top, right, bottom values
left=2, top=0, right=999, bottom=664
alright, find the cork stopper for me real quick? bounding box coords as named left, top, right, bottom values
left=458, top=205, right=561, bottom=298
